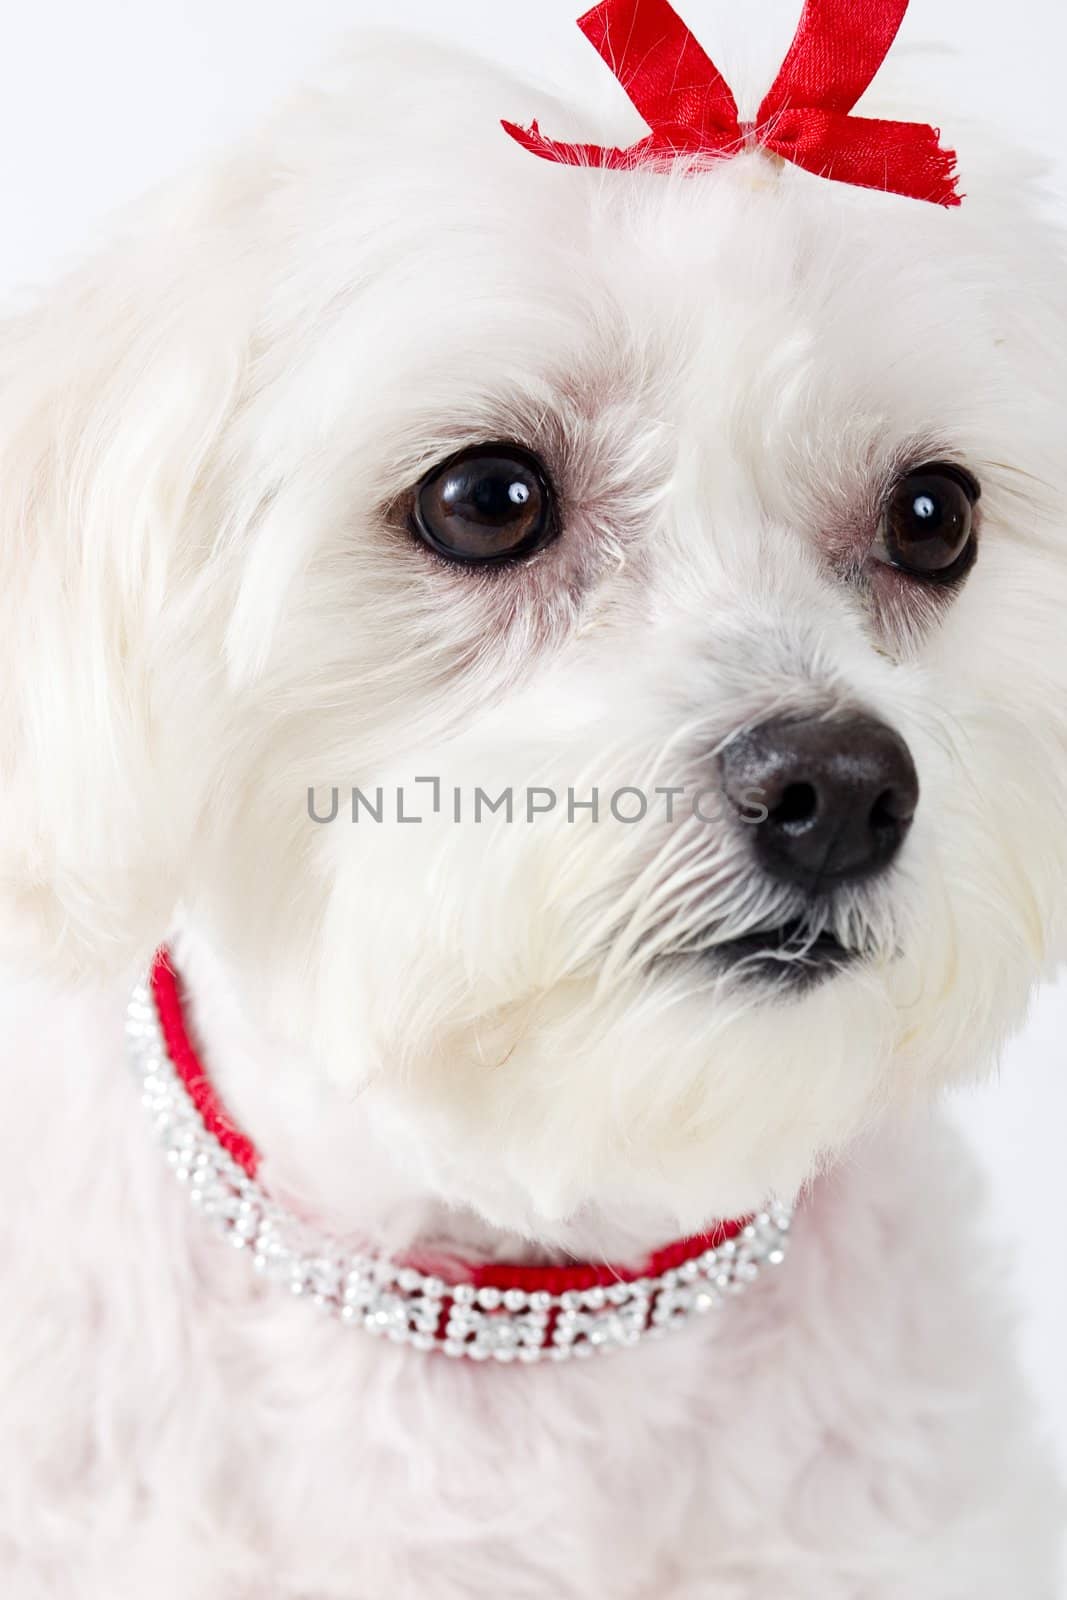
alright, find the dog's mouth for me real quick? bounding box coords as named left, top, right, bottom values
left=713, top=919, right=860, bottom=991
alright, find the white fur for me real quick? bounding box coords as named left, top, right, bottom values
left=0, top=15, right=1065, bottom=1596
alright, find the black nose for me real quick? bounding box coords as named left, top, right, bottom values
left=720, top=713, right=919, bottom=890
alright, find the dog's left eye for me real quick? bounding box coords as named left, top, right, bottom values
left=876, top=463, right=981, bottom=582
left=411, top=444, right=558, bottom=565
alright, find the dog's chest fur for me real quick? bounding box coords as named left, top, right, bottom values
left=0, top=975, right=1058, bottom=1600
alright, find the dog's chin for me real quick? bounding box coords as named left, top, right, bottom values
left=711, top=921, right=862, bottom=993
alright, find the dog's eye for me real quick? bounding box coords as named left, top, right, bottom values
left=877, top=463, right=980, bottom=582
left=412, top=444, right=557, bottom=565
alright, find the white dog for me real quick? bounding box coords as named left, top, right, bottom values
left=1, top=0, right=1064, bottom=1594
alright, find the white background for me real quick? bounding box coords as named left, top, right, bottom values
left=3, top=0, right=1065, bottom=1558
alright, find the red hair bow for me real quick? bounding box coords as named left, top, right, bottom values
left=503, top=0, right=960, bottom=207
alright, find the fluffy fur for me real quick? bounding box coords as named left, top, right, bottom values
left=1, top=10, right=1065, bottom=1595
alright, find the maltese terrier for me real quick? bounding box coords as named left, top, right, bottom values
left=0, top=0, right=1064, bottom=1594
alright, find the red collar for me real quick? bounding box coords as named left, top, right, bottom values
left=138, top=951, right=792, bottom=1359
left=151, top=952, right=748, bottom=1290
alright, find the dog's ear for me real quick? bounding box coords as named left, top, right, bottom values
left=0, top=181, right=253, bottom=979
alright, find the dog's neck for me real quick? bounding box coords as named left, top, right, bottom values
left=166, top=923, right=692, bottom=1269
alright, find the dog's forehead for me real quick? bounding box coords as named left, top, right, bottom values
left=289, top=38, right=986, bottom=346
left=356, top=151, right=998, bottom=434
left=365, top=125, right=993, bottom=379
left=263, top=39, right=1037, bottom=488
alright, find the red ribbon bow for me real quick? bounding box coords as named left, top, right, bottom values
left=503, top=0, right=961, bottom=207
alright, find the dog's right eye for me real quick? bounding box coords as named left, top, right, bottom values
left=411, top=444, right=558, bottom=565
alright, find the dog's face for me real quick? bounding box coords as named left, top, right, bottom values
left=4, top=34, right=1067, bottom=1235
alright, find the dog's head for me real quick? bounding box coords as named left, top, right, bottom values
left=3, top=23, right=1067, bottom=1234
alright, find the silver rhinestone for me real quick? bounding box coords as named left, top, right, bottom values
left=309, top=1259, right=341, bottom=1297
left=367, top=1294, right=407, bottom=1331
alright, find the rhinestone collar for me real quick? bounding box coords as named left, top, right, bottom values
left=126, top=953, right=794, bottom=1363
